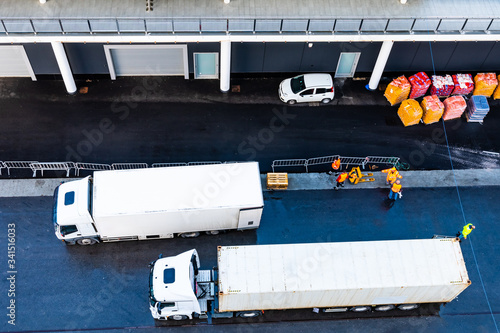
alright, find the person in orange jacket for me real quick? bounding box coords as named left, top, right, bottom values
left=382, top=167, right=402, bottom=185
left=335, top=172, right=348, bottom=190
left=329, top=158, right=341, bottom=175
left=388, top=180, right=402, bottom=200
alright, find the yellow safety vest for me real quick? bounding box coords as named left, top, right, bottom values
left=462, top=223, right=474, bottom=237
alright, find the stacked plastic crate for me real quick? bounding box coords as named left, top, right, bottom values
left=397, top=99, right=423, bottom=127
left=421, top=95, right=444, bottom=125
left=430, top=75, right=454, bottom=97
left=473, top=73, right=498, bottom=97
left=442, top=96, right=467, bottom=121
left=466, top=95, right=490, bottom=122
left=408, top=72, right=431, bottom=99
left=384, top=76, right=411, bottom=106
left=451, top=74, right=474, bottom=95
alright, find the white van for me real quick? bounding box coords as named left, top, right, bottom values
left=279, top=73, right=335, bottom=104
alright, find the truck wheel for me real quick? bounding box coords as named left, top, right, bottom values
left=349, top=306, right=371, bottom=312
left=168, top=314, right=189, bottom=321
left=397, top=304, right=419, bottom=311
left=76, top=238, right=97, bottom=245
left=374, top=304, right=395, bottom=312
left=179, top=232, right=200, bottom=238
left=206, top=230, right=220, bottom=235
left=236, top=311, right=261, bottom=318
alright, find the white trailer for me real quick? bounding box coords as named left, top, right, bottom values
left=149, top=238, right=470, bottom=322
left=53, top=162, right=264, bottom=245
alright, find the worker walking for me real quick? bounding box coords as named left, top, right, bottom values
left=456, top=223, right=475, bottom=240
left=388, top=180, right=402, bottom=201
left=335, top=172, right=348, bottom=190
left=382, top=166, right=402, bottom=185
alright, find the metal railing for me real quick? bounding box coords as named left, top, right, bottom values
left=271, top=155, right=401, bottom=172
left=0, top=160, right=239, bottom=178
left=0, top=17, right=497, bottom=36
left=75, top=162, right=112, bottom=176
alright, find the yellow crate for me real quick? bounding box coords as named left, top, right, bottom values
left=267, top=173, right=288, bottom=190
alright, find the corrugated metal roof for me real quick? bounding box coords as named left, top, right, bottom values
left=1, top=0, right=499, bottom=19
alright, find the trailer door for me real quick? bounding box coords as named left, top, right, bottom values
left=237, top=207, right=263, bottom=230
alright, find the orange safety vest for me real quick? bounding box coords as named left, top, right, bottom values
left=391, top=183, right=402, bottom=193
left=382, top=167, right=397, bottom=174
left=336, top=173, right=348, bottom=182
left=332, top=159, right=341, bottom=170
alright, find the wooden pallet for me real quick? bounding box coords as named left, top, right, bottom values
left=267, top=172, right=288, bottom=190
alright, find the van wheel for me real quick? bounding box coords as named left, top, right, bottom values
left=76, top=238, right=97, bottom=245
left=287, top=99, right=297, bottom=105
left=179, top=232, right=200, bottom=238
left=168, top=314, right=189, bottom=321
left=398, top=304, right=419, bottom=311
left=321, top=98, right=331, bottom=104
left=374, top=304, right=395, bottom=312
left=350, top=306, right=371, bottom=312
left=206, top=230, right=220, bottom=235
left=236, top=311, right=261, bottom=318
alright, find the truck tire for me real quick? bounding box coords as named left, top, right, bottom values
left=397, top=304, right=419, bottom=311
left=168, top=314, right=189, bottom=321
left=179, top=232, right=200, bottom=238
left=349, top=306, right=371, bottom=312
left=76, top=238, right=97, bottom=245
left=236, top=311, right=261, bottom=318
left=374, top=304, right=395, bottom=312
left=206, top=230, right=220, bottom=235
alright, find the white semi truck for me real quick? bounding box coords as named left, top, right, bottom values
left=52, top=162, right=264, bottom=245
left=149, top=238, right=470, bottom=323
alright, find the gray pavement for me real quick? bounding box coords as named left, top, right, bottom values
left=2, top=168, right=500, bottom=197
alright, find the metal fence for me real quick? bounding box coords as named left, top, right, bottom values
left=0, top=160, right=237, bottom=178
left=0, top=17, right=498, bottom=36
left=271, top=155, right=401, bottom=172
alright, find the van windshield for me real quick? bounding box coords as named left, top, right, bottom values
left=290, top=75, right=306, bottom=94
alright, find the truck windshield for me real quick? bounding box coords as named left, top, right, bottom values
left=290, top=75, right=306, bottom=94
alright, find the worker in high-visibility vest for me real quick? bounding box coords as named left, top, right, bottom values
left=457, top=223, right=475, bottom=240
left=335, top=172, right=348, bottom=190
left=382, top=167, right=402, bottom=185
left=388, top=180, right=402, bottom=200
left=329, top=159, right=341, bottom=175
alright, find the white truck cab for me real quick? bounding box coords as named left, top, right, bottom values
left=149, top=249, right=214, bottom=321
left=53, top=176, right=99, bottom=245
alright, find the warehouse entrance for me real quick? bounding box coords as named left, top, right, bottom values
left=103, top=44, right=189, bottom=80
left=0, top=45, right=36, bottom=80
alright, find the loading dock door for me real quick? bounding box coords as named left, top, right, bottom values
left=104, top=45, right=189, bottom=80
left=0, top=46, right=36, bottom=80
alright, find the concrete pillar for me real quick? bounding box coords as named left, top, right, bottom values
left=50, top=41, right=77, bottom=94
left=220, top=40, right=231, bottom=93
left=366, top=40, right=394, bottom=91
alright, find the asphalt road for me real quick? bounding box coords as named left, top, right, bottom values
left=1, top=187, right=499, bottom=332
left=0, top=98, right=499, bottom=175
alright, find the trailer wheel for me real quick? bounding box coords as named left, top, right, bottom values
left=397, top=304, right=419, bottom=311
left=76, top=238, right=97, bottom=245
left=179, top=232, right=200, bottom=238
left=236, top=311, right=261, bottom=318
left=206, top=230, right=220, bottom=235
left=349, top=306, right=371, bottom=312
left=168, top=314, right=189, bottom=321
left=374, top=304, right=395, bottom=312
